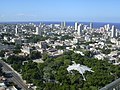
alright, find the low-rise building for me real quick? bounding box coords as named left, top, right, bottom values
left=21, top=45, right=33, bottom=54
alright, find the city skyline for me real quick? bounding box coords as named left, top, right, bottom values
left=0, top=0, right=120, bottom=22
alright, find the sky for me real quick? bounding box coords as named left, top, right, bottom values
left=0, top=0, right=120, bottom=22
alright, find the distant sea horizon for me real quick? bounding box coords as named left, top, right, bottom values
left=0, top=21, right=120, bottom=29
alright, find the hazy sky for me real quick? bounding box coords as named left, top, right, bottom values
left=0, top=0, right=120, bottom=22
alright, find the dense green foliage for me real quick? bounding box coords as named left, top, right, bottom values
left=5, top=55, right=27, bottom=72
left=13, top=44, right=21, bottom=54
left=30, top=51, right=42, bottom=59
left=0, top=50, right=5, bottom=57
left=20, top=51, right=120, bottom=90
left=22, top=61, right=42, bottom=83
left=4, top=50, right=41, bottom=72
left=0, top=63, right=3, bottom=76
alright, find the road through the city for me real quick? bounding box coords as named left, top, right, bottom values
left=0, top=60, right=33, bottom=90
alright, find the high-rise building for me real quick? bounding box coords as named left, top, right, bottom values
left=35, top=26, right=41, bottom=36
left=116, top=29, right=118, bottom=37
left=105, top=24, right=110, bottom=31
left=61, top=21, right=66, bottom=28
left=78, top=24, right=84, bottom=36
left=15, top=25, right=18, bottom=35
left=90, top=23, right=93, bottom=29
left=75, top=22, right=78, bottom=30
left=63, top=21, right=66, bottom=27
left=84, top=25, right=88, bottom=30
left=111, top=25, right=117, bottom=38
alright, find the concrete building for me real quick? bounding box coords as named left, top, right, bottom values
left=78, top=24, right=84, bottom=36
left=11, top=38, right=22, bottom=45
left=61, top=21, right=66, bottom=28
left=89, top=23, right=93, bottom=29
left=73, top=38, right=79, bottom=44
left=21, top=46, right=32, bottom=54
left=37, top=41, right=47, bottom=49
left=75, top=22, right=78, bottom=30
left=111, top=25, right=117, bottom=38
left=15, top=25, right=18, bottom=35
left=85, top=35, right=91, bottom=42
left=35, top=26, right=41, bottom=36
left=104, top=24, right=110, bottom=31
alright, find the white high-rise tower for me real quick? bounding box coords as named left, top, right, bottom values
left=15, top=25, right=18, bottom=35
left=90, top=23, right=93, bottom=29
left=36, top=26, right=41, bottom=36
left=106, top=24, right=110, bottom=31
left=75, top=22, right=78, bottom=30
left=111, top=25, right=116, bottom=38
left=116, top=29, right=118, bottom=38
left=78, top=24, right=84, bottom=36
left=61, top=21, right=66, bottom=28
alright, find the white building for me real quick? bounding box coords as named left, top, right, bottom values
left=84, top=25, right=88, bottom=30
left=15, top=25, right=18, bottom=35
left=111, top=38, right=117, bottom=44
left=74, top=51, right=85, bottom=56
left=89, top=23, right=93, bottom=29
left=61, top=21, right=66, bottom=28
left=73, top=38, right=79, bottom=44
left=21, top=46, right=32, bottom=54
left=85, top=35, right=91, bottom=42
left=3, top=36, right=8, bottom=41
left=94, top=54, right=105, bottom=60
left=35, top=26, right=41, bottom=36
left=75, top=22, right=78, bottom=30
left=116, top=40, right=120, bottom=45
left=111, top=25, right=117, bottom=38
left=11, top=38, right=22, bottom=45
left=104, top=24, right=110, bottom=31
left=116, top=29, right=118, bottom=37
left=78, top=24, right=84, bottom=36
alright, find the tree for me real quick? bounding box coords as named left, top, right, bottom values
left=42, top=53, right=49, bottom=61
left=19, top=52, right=120, bottom=90
left=6, top=55, right=26, bottom=72
left=0, top=50, right=5, bottom=57
left=84, top=51, right=91, bottom=57
left=30, top=51, right=41, bottom=59
left=22, top=61, right=43, bottom=84
left=13, top=49, right=21, bottom=54
left=0, top=64, right=3, bottom=76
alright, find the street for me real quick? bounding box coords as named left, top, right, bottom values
left=0, top=60, right=33, bottom=90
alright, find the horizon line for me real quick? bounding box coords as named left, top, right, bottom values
left=0, top=21, right=120, bottom=24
